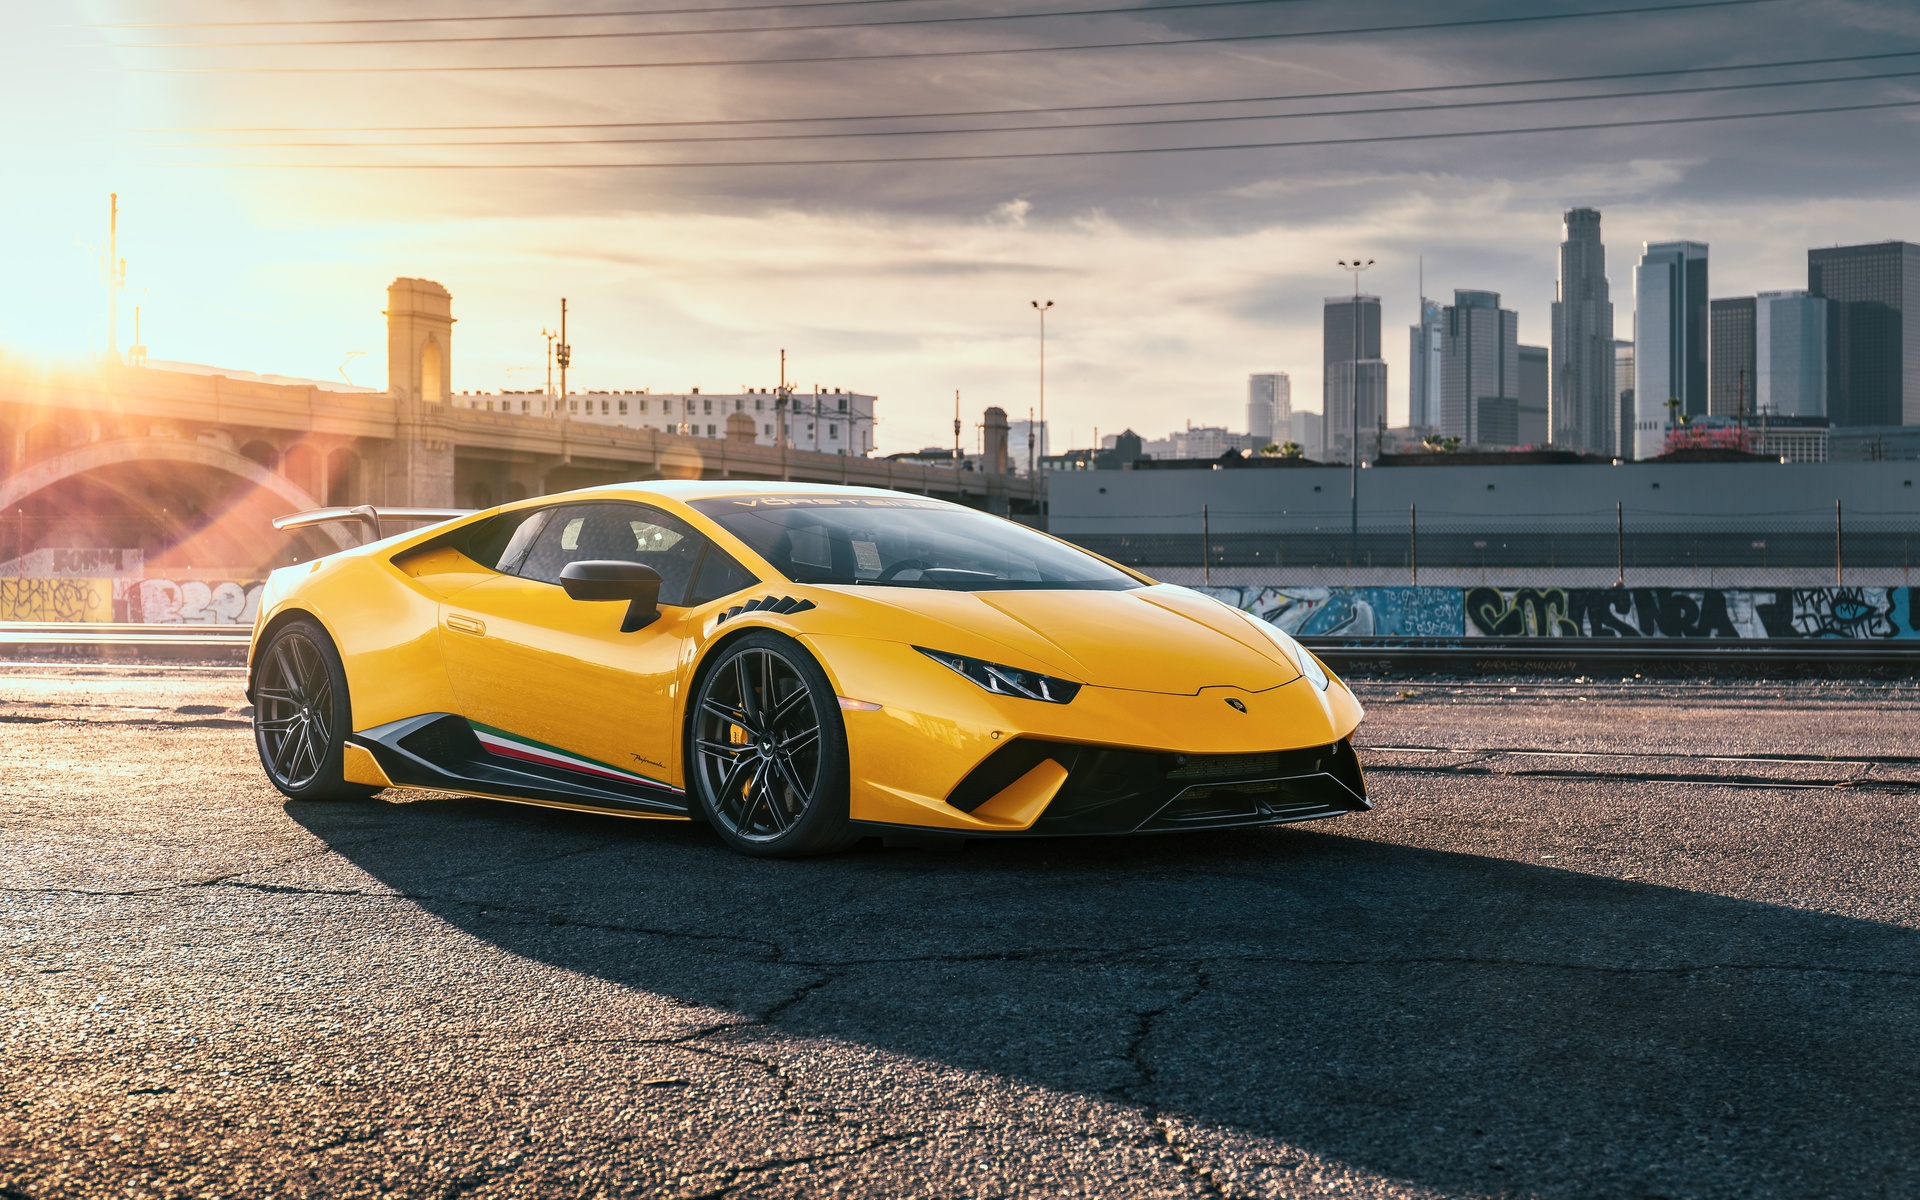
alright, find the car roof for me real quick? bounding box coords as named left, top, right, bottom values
left=539, top=479, right=958, bottom=506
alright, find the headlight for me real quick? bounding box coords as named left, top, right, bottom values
left=914, top=647, right=1082, bottom=704
left=1229, top=608, right=1330, bottom=691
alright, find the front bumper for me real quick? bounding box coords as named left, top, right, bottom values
left=929, top=737, right=1368, bottom=836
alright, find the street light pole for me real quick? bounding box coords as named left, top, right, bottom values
left=1337, top=258, right=1374, bottom=568
left=1031, top=300, right=1052, bottom=471
left=555, top=298, right=571, bottom=421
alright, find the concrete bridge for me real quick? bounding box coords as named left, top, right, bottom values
left=0, top=277, right=1039, bottom=577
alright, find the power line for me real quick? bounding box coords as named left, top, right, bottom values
left=156, top=95, right=1920, bottom=168
left=114, top=0, right=1356, bottom=47
left=138, top=49, right=1920, bottom=132
left=159, top=66, right=1920, bottom=148
left=120, top=0, right=1786, bottom=73
left=87, top=0, right=975, bottom=27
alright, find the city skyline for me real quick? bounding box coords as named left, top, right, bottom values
left=7, top=3, right=1920, bottom=455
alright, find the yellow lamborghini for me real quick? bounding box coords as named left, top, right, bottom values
left=249, top=482, right=1366, bottom=856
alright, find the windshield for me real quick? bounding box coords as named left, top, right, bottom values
left=690, top=495, right=1141, bottom=591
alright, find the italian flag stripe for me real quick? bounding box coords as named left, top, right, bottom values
left=469, top=723, right=681, bottom=794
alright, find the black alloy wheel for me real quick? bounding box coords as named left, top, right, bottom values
left=691, top=631, right=855, bottom=857
left=252, top=618, right=375, bottom=802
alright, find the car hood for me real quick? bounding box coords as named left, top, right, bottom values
left=830, top=583, right=1302, bottom=695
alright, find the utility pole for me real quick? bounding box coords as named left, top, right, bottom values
left=953, top=390, right=962, bottom=466
left=1338, top=258, right=1375, bottom=568
left=129, top=306, right=147, bottom=367
left=777, top=349, right=791, bottom=482
left=1031, top=300, right=1052, bottom=471
left=542, top=326, right=558, bottom=412
left=1027, top=406, right=1036, bottom=478
left=555, top=299, right=571, bottom=421
left=106, top=193, right=125, bottom=362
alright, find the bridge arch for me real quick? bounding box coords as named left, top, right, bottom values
left=0, top=438, right=355, bottom=566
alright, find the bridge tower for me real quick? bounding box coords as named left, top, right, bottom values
left=384, top=278, right=456, bottom=506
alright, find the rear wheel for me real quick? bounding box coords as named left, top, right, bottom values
left=252, top=618, right=376, bottom=803
left=690, top=632, right=855, bottom=857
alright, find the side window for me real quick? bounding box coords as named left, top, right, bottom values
left=458, top=508, right=547, bottom=573
left=510, top=503, right=712, bottom=605
left=687, top=546, right=757, bottom=605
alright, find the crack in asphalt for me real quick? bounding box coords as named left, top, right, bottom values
left=1111, top=964, right=1231, bottom=1199
left=677, top=1130, right=925, bottom=1200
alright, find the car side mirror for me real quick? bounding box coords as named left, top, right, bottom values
left=559, top=560, right=663, bottom=632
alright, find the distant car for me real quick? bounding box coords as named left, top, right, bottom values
left=248, top=482, right=1367, bottom=857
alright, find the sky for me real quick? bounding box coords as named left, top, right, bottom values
left=3, top=0, right=1919, bottom=454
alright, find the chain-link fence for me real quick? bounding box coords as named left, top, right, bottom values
left=1061, top=503, right=1920, bottom=588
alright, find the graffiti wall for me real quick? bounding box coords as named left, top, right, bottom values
left=1201, top=585, right=1920, bottom=640
left=1462, top=586, right=1919, bottom=639
left=0, top=578, right=114, bottom=622
left=1199, top=586, right=1464, bottom=637
left=115, top=579, right=264, bottom=625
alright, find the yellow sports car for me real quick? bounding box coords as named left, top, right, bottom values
left=249, top=482, right=1366, bottom=856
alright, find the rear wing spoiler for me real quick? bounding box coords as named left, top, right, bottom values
left=273, top=505, right=474, bottom=541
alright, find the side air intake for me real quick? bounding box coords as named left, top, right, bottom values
left=715, top=596, right=816, bottom=625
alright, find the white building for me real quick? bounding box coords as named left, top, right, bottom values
left=1754, top=289, right=1828, bottom=419
left=1006, top=418, right=1051, bottom=475
left=1247, top=373, right=1291, bottom=444
left=1290, top=411, right=1325, bottom=460
left=1408, top=297, right=1443, bottom=430
left=1141, top=425, right=1260, bottom=460
left=456, top=387, right=877, bottom=456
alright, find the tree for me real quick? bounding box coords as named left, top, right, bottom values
left=1421, top=434, right=1461, bottom=453
left=1278, top=441, right=1305, bottom=459
left=1259, top=442, right=1282, bottom=456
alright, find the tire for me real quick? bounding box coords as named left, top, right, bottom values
left=689, top=631, right=856, bottom=858
left=252, top=618, right=377, bottom=803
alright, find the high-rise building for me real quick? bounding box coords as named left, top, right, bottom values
left=1518, top=345, right=1549, bottom=446
left=1614, top=340, right=1636, bottom=458
left=1408, top=297, right=1443, bottom=430
left=1709, top=296, right=1757, bottom=418
left=1550, top=207, right=1617, bottom=454
left=1440, top=289, right=1520, bottom=447
left=1755, top=289, right=1828, bottom=419
left=1289, top=410, right=1324, bottom=460
left=1633, top=240, right=1709, bottom=459
left=1324, top=294, right=1383, bottom=464
left=1807, top=241, right=1920, bottom=426
left=1006, top=418, right=1050, bottom=475
left=1246, top=373, right=1291, bottom=444
left=1325, top=360, right=1387, bottom=464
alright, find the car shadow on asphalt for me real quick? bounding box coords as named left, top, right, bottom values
left=288, top=794, right=1920, bottom=1198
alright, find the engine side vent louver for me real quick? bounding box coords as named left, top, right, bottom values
left=716, top=595, right=816, bottom=626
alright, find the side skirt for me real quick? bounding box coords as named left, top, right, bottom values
left=350, top=713, right=692, bottom=819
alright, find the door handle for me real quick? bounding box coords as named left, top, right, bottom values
left=446, top=613, right=485, bottom=636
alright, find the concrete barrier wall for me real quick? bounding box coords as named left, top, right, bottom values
left=1199, top=584, right=1920, bottom=640
left=0, top=578, right=264, bottom=624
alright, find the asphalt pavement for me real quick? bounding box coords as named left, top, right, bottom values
left=3, top=664, right=1918, bottom=1199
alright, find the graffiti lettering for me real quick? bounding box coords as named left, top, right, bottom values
left=124, top=580, right=263, bottom=625
left=0, top=578, right=114, bottom=622
left=1202, top=584, right=1920, bottom=640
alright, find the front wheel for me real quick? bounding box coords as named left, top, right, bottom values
left=690, top=631, right=856, bottom=858
left=252, top=618, right=377, bottom=803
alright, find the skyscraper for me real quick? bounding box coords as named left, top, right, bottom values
left=1614, top=340, right=1636, bottom=458
left=1550, top=208, right=1617, bottom=454
left=1324, top=294, right=1383, bottom=464
left=1440, top=289, right=1519, bottom=447
left=1325, top=360, right=1387, bottom=464
left=1518, top=345, right=1549, bottom=446
left=1246, top=373, right=1290, bottom=444
left=1408, top=296, right=1443, bottom=430
left=1807, top=241, right=1920, bottom=426
left=1755, top=289, right=1828, bottom=418
left=1709, top=297, right=1756, bottom=418
left=1633, top=240, right=1709, bottom=459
